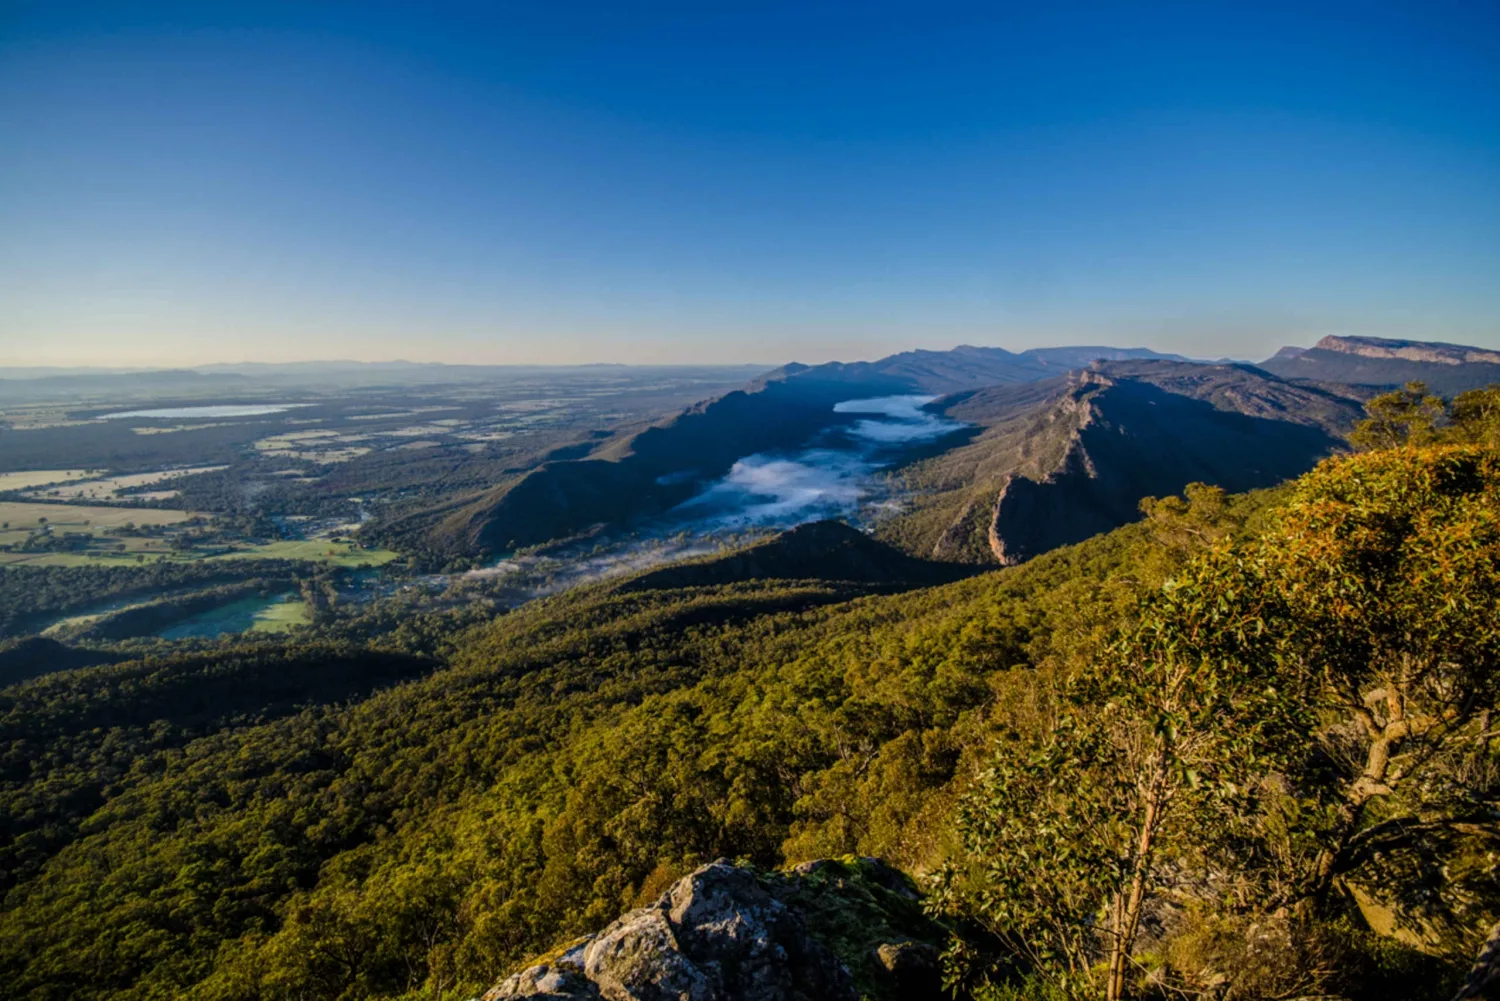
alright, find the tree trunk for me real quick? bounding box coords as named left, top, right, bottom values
left=1107, top=750, right=1170, bottom=1001
left=1311, top=694, right=1410, bottom=903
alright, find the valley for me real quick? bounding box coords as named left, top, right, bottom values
left=2, top=337, right=1494, bottom=641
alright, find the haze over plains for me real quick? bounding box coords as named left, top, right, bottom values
left=2, top=2, right=1499, bottom=368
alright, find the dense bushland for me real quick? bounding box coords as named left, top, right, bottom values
left=0, top=384, right=1495, bottom=1001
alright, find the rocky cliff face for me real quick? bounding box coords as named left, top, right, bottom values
left=481, top=858, right=947, bottom=1001
left=1312, top=334, right=1500, bottom=366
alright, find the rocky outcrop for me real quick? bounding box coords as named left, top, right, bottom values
left=482, top=858, right=947, bottom=1001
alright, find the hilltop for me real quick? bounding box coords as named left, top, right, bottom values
left=615, top=519, right=975, bottom=594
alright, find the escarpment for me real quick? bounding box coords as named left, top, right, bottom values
left=903, top=361, right=1363, bottom=564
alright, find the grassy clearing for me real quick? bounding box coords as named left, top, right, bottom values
left=0, top=470, right=101, bottom=491
left=0, top=501, right=194, bottom=531
left=209, top=539, right=402, bottom=568
left=41, top=596, right=163, bottom=636
left=157, top=593, right=310, bottom=640
left=250, top=596, right=312, bottom=632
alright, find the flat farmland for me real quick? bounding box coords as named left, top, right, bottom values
left=0, top=469, right=101, bottom=491
left=0, top=551, right=173, bottom=567
left=0, top=501, right=195, bottom=531
left=21, top=466, right=226, bottom=501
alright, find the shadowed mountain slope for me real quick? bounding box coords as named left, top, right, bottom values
left=0, top=637, right=119, bottom=688
left=1259, top=335, right=1500, bottom=394
left=880, top=360, right=1364, bottom=563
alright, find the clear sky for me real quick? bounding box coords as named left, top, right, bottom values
left=2, top=1, right=1498, bottom=367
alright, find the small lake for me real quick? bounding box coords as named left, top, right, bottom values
left=98, top=404, right=310, bottom=419
left=157, top=593, right=310, bottom=640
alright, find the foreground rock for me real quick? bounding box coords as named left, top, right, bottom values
left=482, top=857, right=947, bottom=1001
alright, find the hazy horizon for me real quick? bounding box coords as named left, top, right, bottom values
left=4, top=2, right=1498, bottom=367
left=0, top=334, right=1404, bottom=372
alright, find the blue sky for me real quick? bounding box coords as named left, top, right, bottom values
left=2, top=1, right=1498, bottom=366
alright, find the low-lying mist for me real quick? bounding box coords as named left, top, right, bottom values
left=675, top=395, right=967, bottom=528
left=460, top=395, right=968, bottom=602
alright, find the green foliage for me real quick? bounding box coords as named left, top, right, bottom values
left=1351, top=380, right=1500, bottom=451
left=1350, top=381, right=1447, bottom=450
left=933, top=546, right=1309, bottom=999
left=1448, top=386, right=1500, bottom=447
left=1261, top=446, right=1500, bottom=932
left=0, top=641, right=436, bottom=895
left=936, top=445, right=1500, bottom=999
left=0, top=506, right=1207, bottom=1001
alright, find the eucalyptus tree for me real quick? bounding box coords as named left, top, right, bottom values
left=1258, top=445, right=1500, bottom=917
left=931, top=548, right=1305, bottom=1000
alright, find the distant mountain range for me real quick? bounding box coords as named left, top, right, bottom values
left=0, top=369, right=252, bottom=403
left=22, top=335, right=1490, bottom=568
left=396, top=346, right=1189, bottom=556
left=0, top=362, right=772, bottom=401
left=1259, top=335, right=1500, bottom=393
left=759, top=344, right=1187, bottom=395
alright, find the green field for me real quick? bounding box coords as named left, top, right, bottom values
left=157, top=593, right=311, bottom=640
left=0, top=501, right=194, bottom=566
left=1, top=542, right=400, bottom=569
left=22, top=466, right=226, bottom=501
left=0, top=499, right=399, bottom=568
left=209, top=539, right=403, bottom=568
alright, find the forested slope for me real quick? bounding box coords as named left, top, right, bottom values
left=0, top=488, right=1275, bottom=1001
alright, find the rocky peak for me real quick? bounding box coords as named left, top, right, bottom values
left=481, top=857, right=946, bottom=1001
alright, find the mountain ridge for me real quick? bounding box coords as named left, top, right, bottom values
left=883, top=360, right=1364, bottom=563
